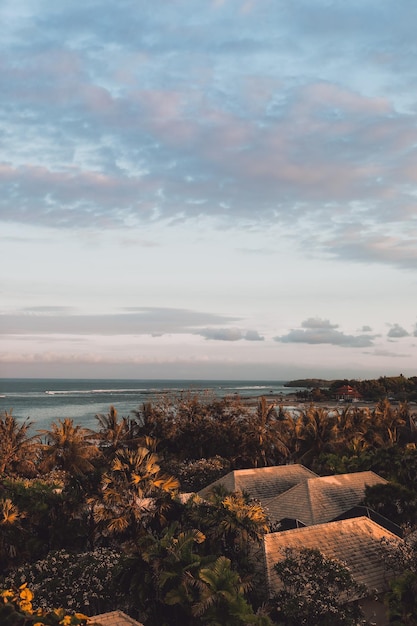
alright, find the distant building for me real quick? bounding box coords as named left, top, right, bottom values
left=335, top=385, right=362, bottom=402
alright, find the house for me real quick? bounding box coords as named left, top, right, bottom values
left=335, top=384, right=362, bottom=402
left=198, top=464, right=317, bottom=507
left=263, top=516, right=403, bottom=625
left=265, top=471, right=387, bottom=526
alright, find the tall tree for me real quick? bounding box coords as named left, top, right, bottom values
left=0, top=412, right=39, bottom=477
left=291, top=406, right=337, bottom=466
left=39, top=418, right=101, bottom=477
left=186, top=486, right=268, bottom=569
left=93, top=441, right=179, bottom=541
left=237, top=398, right=291, bottom=468
left=95, top=405, right=139, bottom=459
left=193, top=555, right=267, bottom=625
left=0, top=498, right=25, bottom=571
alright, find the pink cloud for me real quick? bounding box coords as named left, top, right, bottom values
left=300, top=82, right=391, bottom=116
left=132, top=89, right=200, bottom=146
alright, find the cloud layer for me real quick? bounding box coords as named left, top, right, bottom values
left=1, top=1, right=417, bottom=268
left=2, top=1, right=417, bottom=380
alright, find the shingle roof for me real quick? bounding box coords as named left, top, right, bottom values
left=266, top=471, right=387, bottom=525
left=88, top=610, right=143, bottom=626
left=198, top=464, right=318, bottom=503
left=263, top=516, right=402, bottom=597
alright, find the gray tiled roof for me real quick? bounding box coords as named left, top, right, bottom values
left=198, top=464, right=318, bottom=503
left=263, top=516, right=402, bottom=597
left=266, top=471, right=387, bottom=525
left=89, top=610, right=143, bottom=626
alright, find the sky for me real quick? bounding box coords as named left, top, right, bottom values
left=1, top=0, right=417, bottom=381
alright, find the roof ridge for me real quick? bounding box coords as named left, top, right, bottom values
left=267, top=514, right=403, bottom=541
left=314, top=470, right=385, bottom=482
left=89, top=610, right=143, bottom=625
left=305, top=478, right=315, bottom=524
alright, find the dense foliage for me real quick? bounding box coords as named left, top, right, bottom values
left=1, top=391, right=417, bottom=625
left=4, top=549, right=124, bottom=615
left=0, top=583, right=89, bottom=625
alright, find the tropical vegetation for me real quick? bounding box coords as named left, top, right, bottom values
left=1, top=390, right=417, bottom=624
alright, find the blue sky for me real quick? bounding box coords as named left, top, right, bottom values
left=1, top=0, right=416, bottom=380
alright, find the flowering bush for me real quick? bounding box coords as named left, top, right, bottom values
left=4, top=548, right=125, bottom=615
left=271, top=547, right=365, bottom=626
left=167, top=456, right=230, bottom=491
left=1, top=583, right=89, bottom=625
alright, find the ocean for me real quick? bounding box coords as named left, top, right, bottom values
left=0, top=378, right=301, bottom=433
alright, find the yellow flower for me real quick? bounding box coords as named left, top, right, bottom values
left=19, top=586, right=34, bottom=602
left=1, top=589, right=14, bottom=601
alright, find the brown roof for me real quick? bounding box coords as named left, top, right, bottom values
left=263, top=516, right=402, bottom=597
left=266, top=471, right=387, bottom=525
left=198, top=464, right=317, bottom=503
left=89, top=610, right=143, bottom=626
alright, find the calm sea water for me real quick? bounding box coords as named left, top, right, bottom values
left=0, top=378, right=300, bottom=432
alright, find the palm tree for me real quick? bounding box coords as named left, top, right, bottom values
left=292, top=405, right=337, bottom=466
left=93, top=441, right=179, bottom=541
left=332, top=405, right=370, bottom=455
left=146, top=524, right=205, bottom=619
left=187, top=486, right=268, bottom=567
left=95, top=405, right=139, bottom=459
left=0, top=498, right=25, bottom=570
left=0, top=411, right=39, bottom=476
left=372, top=399, right=410, bottom=447
left=39, top=418, right=101, bottom=477
left=0, top=497, right=23, bottom=526
left=193, top=555, right=264, bottom=625
left=238, top=398, right=291, bottom=468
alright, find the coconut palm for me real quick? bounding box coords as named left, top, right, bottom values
left=372, top=399, right=411, bottom=447
left=332, top=406, right=370, bottom=456
left=238, top=398, right=291, bottom=468
left=95, top=405, right=140, bottom=459
left=39, top=418, right=101, bottom=477
left=0, top=412, right=39, bottom=476
left=292, top=405, right=337, bottom=466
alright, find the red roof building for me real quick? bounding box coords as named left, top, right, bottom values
left=335, top=385, right=362, bottom=401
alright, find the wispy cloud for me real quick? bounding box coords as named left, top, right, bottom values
left=2, top=0, right=417, bottom=380
left=0, top=307, right=240, bottom=336
left=363, top=349, right=411, bottom=358
left=0, top=0, right=416, bottom=271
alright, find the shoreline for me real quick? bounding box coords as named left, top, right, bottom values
left=239, top=393, right=415, bottom=411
